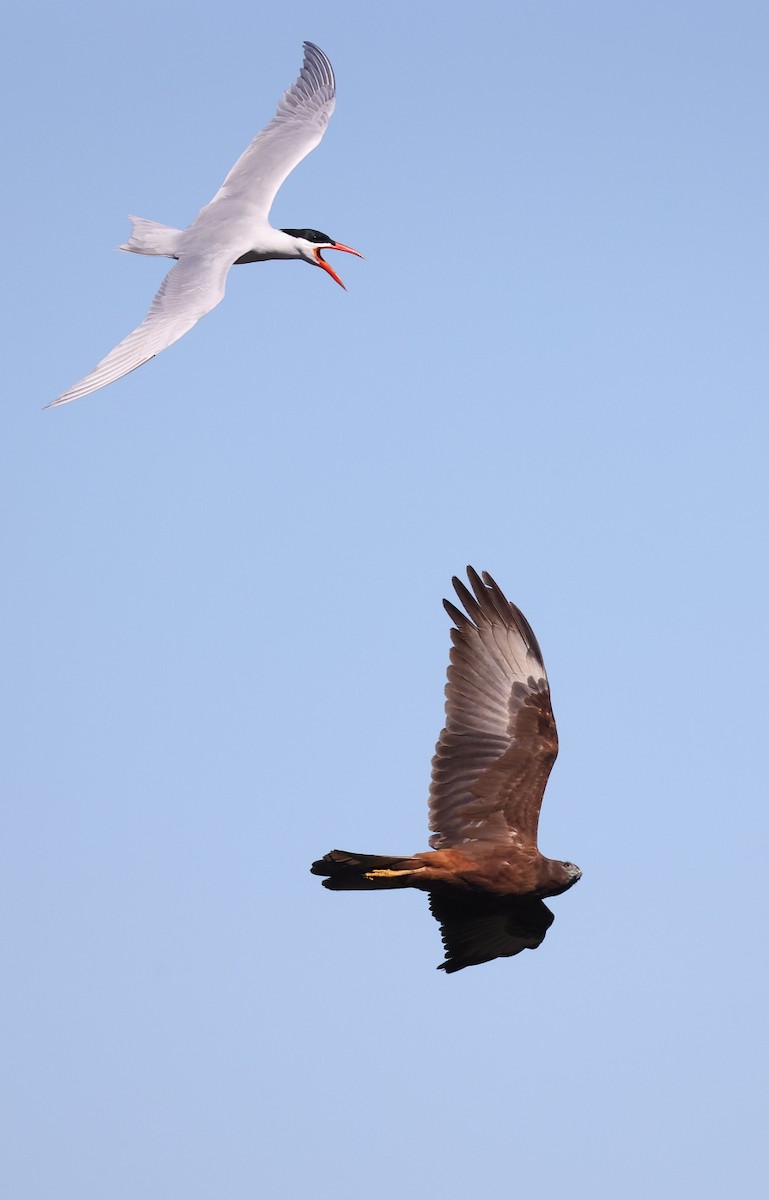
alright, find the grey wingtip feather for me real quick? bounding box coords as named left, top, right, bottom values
left=300, top=41, right=335, bottom=91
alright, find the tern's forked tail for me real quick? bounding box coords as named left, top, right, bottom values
left=118, top=215, right=184, bottom=258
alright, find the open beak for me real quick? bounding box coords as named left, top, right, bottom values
left=313, top=243, right=364, bottom=290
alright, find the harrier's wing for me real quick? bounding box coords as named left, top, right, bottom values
left=429, top=891, right=554, bottom=973
left=428, top=568, right=558, bottom=851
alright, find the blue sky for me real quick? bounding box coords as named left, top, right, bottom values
left=3, top=1, right=768, bottom=1196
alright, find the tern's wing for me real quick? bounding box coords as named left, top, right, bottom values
left=47, top=254, right=232, bottom=408
left=208, top=41, right=336, bottom=216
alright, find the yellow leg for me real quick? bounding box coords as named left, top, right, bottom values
left=364, top=868, right=413, bottom=880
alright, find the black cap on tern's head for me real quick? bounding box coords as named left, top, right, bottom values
left=281, top=227, right=334, bottom=243
left=281, top=227, right=363, bottom=289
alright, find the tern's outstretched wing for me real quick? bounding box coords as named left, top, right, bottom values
left=46, top=254, right=231, bottom=408
left=208, top=41, right=336, bottom=216
left=428, top=568, right=559, bottom=852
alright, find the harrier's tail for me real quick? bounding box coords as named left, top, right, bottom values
left=311, top=849, right=423, bottom=890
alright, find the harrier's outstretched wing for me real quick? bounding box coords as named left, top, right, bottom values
left=429, top=891, right=554, bottom=973
left=428, top=568, right=558, bottom=851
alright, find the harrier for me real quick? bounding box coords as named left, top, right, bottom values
left=311, top=568, right=581, bottom=973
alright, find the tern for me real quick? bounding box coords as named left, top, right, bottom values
left=49, top=42, right=361, bottom=408
left=311, top=568, right=581, bottom=974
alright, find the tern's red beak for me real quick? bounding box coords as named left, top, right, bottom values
left=313, top=243, right=364, bottom=290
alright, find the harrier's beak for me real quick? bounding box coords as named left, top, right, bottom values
left=313, top=243, right=364, bottom=290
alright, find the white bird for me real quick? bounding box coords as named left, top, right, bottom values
left=49, top=42, right=361, bottom=409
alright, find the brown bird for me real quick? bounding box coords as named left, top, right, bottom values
left=311, top=568, right=581, bottom=973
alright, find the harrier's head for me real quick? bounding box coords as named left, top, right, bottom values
left=543, top=859, right=582, bottom=896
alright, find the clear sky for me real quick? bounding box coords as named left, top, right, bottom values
left=3, top=1, right=768, bottom=1196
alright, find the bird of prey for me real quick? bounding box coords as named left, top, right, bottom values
left=311, top=568, right=581, bottom=973
left=49, top=42, right=361, bottom=408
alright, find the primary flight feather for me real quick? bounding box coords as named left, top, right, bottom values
left=49, top=42, right=361, bottom=408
